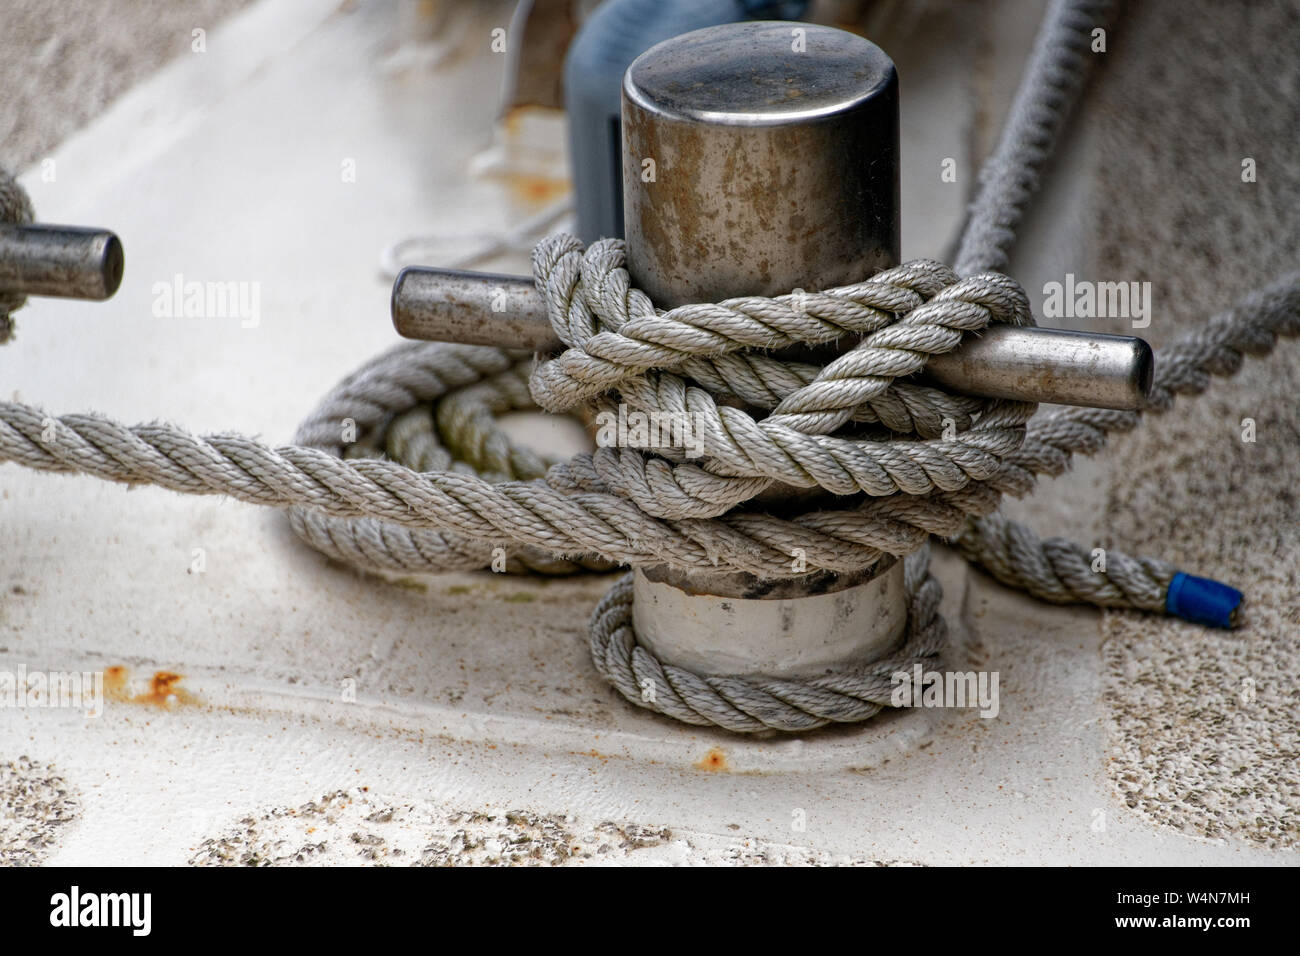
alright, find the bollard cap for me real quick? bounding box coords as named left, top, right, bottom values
left=624, top=20, right=895, bottom=126
left=621, top=21, right=899, bottom=307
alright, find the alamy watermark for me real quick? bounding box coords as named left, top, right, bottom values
left=594, top=404, right=706, bottom=458
left=0, top=665, right=103, bottom=718
left=50, top=886, right=151, bottom=936
left=152, top=273, right=261, bottom=328
left=891, top=664, right=1000, bottom=718
left=1042, top=274, right=1151, bottom=329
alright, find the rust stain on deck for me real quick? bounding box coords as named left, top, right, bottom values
left=694, top=747, right=729, bottom=772
left=103, top=666, right=199, bottom=709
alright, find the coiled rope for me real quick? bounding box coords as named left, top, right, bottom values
left=2, top=0, right=1295, bottom=731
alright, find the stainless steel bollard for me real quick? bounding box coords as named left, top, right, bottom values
left=0, top=224, right=124, bottom=301
left=620, top=22, right=900, bottom=306
left=621, top=22, right=911, bottom=678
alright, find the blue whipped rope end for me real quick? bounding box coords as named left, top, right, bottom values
left=1164, top=572, right=1244, bottom=629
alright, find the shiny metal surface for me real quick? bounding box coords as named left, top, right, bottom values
left=392, top=268, right=552, bottom=350
left=925, top=325, right=1154, bottom=411
left=621, top=21, right=899, bottom=307
left=618, top=22, right=907, bottom=672
left=0, top=223, right=124, bottom=301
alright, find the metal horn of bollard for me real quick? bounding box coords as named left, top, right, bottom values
left=391, top=269, right=1154, bottom=411
left=390, top=22, right=1156, bottom=681
left=0, top=224, right=124, bottom=302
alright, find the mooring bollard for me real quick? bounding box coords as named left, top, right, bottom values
left=390, top=21, right=1156, bottom=681
left=616, top=21, right=913, bottom=678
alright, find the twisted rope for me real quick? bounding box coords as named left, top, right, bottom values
left=530, top=238, right=962, bottom=413
left=954, top=271, right=1300, bottom=611
left=0, top=242, right=1032, bottom=733
left=954, top=0, right=1116, bottom=275
left=4, top=255, right=1294, bottom=728
left=588, top=548, right=945, bottom=733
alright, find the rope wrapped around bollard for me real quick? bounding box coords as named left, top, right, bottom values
left=278, top=234, right=1176, bottom=732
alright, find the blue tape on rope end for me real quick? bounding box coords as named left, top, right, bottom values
left=1165, top=572, right=1243, bottom=629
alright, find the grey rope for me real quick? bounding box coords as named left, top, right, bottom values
left=940, top=0, right=1173, bottom=615
left=954, top=272, right=1300, bottom=610
left=2, top=0, right=1284, bottom=732
left=588, top=547, right=945, bottom=734
left=954, top=0, right=1116, bottom=275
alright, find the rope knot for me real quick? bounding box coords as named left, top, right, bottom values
left=526, top=234, right=1036, bottom=529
